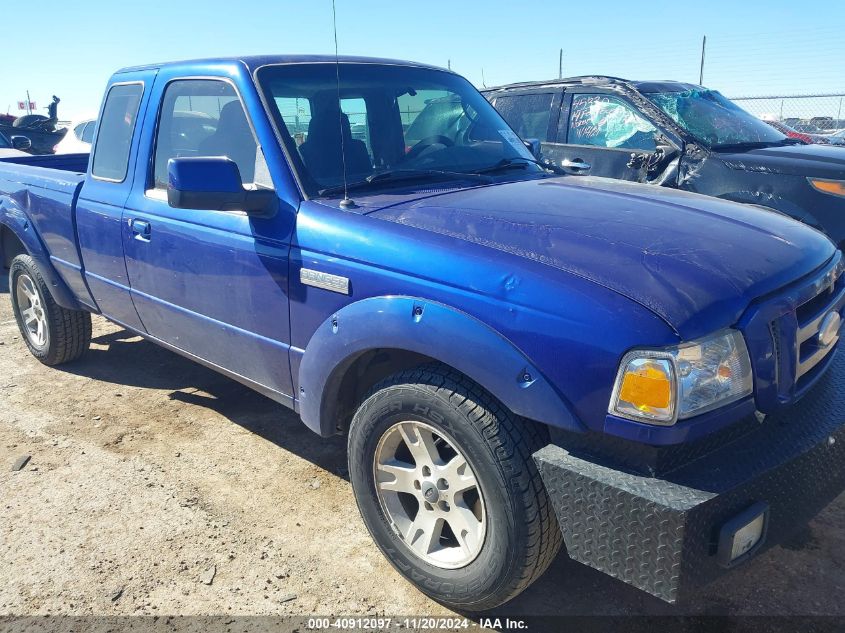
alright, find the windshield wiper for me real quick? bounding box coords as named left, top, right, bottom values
left=318, top=169, right=492, bottom=196
left=473, top=157, right=565, bottom=175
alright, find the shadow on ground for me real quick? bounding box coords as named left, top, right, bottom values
left=61, top=327, right=349, bottom=481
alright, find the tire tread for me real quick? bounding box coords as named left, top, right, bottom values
left=10, top=254, right=91, bottom=365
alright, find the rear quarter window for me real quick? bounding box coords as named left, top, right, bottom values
left=91, top=83, right=144, bottom=182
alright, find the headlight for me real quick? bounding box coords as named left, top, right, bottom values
left=609, top=329, right=753, bottom=425
left=808, top=178, right=845, bottom=198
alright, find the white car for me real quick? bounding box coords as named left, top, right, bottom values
left=0, top=130, right=30, bottom=158
left=53, top=118, right=96, bottom=154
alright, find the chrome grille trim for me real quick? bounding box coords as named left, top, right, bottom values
left=795, top=276, right=844, bottom=381
left=768, top=320, right=781, bottom=386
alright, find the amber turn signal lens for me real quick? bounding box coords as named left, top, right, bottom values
left=619, top=366, right=672, bottom=410
left=611, top=356, right=676, bottom=423
left=808, top=178, right=845, bottom=198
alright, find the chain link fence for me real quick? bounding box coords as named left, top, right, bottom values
left=730, top=94, right=845, bottom=133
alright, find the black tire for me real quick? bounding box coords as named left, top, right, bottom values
left=9, top=254, right=91, bottom=365
left=348, top=364, right=562, bottom=611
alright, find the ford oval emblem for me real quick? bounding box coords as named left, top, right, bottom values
left=818, top=311, right=842, bottom=349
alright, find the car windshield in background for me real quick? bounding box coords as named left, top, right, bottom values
left=257, top=63, right=539, bottom=196
left=645, top=88, right=788, bottom=148
left=0, top=132, right=10, bottom=148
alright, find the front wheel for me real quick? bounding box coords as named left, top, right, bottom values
left=348, top=365, right=562, bottom=611
left=9, top=254, right=91, bottom=365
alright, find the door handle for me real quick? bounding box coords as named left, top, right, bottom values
left=560, top=158, right=591, bottom=172
left=130, top=219, right=151, bottom=241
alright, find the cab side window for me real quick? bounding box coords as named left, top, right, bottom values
left=91, top=83, right=143, bottom=181
left=153, top=79, right=268, bottom=189
left=273, top=96, right=312, bottom=148
left=493, top=93, right=555, bottom=142
left=340, top=97, right=372, bottom=156
left=568, top=94, right=656, bottom=151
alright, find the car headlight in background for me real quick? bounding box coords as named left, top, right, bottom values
left=609, top=329, right=753, bottom=425
left=808, top=178, right=845, bottom=198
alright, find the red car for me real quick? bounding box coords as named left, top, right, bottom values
left=763, top=119, right=813, bottom=143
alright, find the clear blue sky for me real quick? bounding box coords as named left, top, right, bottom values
left=3, top=0, right=844, bottom=121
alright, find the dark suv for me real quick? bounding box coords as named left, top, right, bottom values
left=484, top=77, right=845, bottom=250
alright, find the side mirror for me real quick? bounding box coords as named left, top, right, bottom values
left=167, top=156, right=276, bottom=217
left=523, top=138, right=542, bottom=159
left=11, top=135, right=32, bottom=151
left=653, top=132, right=680, bottom=156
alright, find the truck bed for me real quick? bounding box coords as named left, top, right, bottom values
left=0, top=152, right=89, bottom=174
left=0, top=154, right=91, bottom=308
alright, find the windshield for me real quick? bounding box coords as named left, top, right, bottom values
left=257, top=63, right=539, bottom=196
left=645, top=88, right=787, bottom=148
left=0, top=132, right=10, bottom=148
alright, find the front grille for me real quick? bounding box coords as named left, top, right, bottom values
left=795, top=265, right=844, bottom=382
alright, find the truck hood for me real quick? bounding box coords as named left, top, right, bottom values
left=716, top=143, right=845, bottom=178
left=369, top=176, right=836, bottom=338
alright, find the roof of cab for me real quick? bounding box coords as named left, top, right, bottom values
left=482, top=76, right=703, bottom=94
left=115, top=54, right=451, bottom=75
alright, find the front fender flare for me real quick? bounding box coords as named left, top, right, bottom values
left=297, top=295, right=582, bottom=436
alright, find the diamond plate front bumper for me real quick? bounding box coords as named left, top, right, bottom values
left=533, top=348, right=845, bottom=603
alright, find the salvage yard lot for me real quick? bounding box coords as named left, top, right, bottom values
left=1, top=274, right=844, bottom=619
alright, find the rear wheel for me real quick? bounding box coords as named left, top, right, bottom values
left=347, top=365, right=561, bottom=611
left=9, top=254, right=91, bottom=365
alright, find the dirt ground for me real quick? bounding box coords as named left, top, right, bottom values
left=1, top=273, right=844, bottom=623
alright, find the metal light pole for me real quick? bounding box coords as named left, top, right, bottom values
left=699, top=36, right=706, bottom=85
left=559, top=48, right=563, bottom=79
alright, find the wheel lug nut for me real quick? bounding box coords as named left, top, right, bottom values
left=436, top=478, right=449, bottom=490
left=413, top=480, right=421, bottom=490
left=438, top=501, right=450, bottom=512
left=421, top=465, right=431, bottom=477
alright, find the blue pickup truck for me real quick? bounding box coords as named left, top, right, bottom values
left=1, top=55, right=844, bottom=611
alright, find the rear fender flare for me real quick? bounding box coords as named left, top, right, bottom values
left=0, top=212, right=81, bottom=310
left=297, top=295, right=582, bottom=436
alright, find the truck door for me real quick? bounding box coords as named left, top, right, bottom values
left=121, top=76, right=295, bottom=402
left=76, top=73, right=154, bottom=330
left=543, top=90, right=660, bottom=182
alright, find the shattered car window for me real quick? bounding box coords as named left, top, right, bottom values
left=645, top=89, right=786, bottom=147
left=568, top=95, right=656, bottom=150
